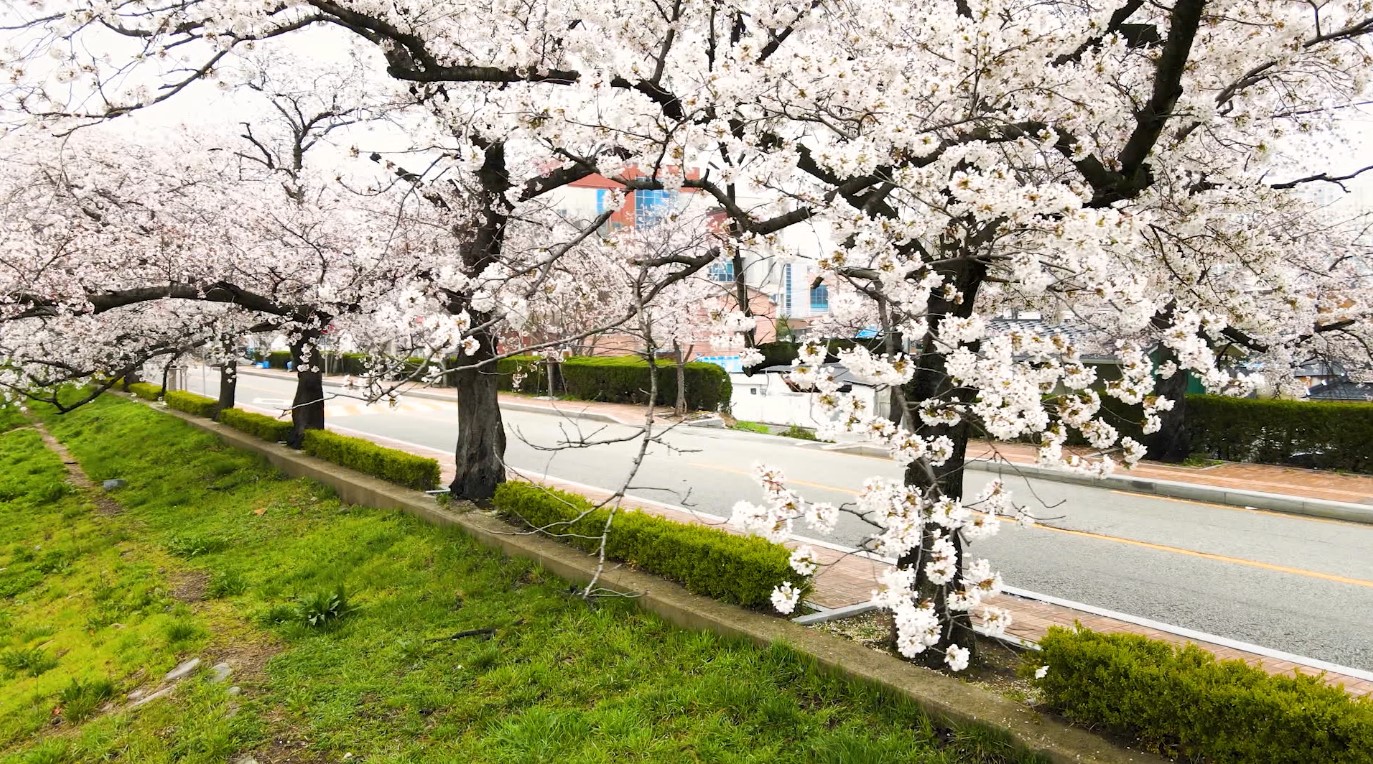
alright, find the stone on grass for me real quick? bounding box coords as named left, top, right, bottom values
left=210, top=662, right=233, bottom=683
left=164, top=657, right=201, bottom=682
left=130, top=686, right=176, bottom=708
left=102, top=479, right=127, bottom=491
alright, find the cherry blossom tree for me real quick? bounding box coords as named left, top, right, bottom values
left=8, top=0, right=1373, bottom=670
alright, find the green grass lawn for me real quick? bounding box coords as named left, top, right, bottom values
left=728, top=420, right=771, bottom=435
left=0, top=395, right=1027, bottom=763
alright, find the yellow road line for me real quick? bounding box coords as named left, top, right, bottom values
left=1038, top=525, right=1373, bottom=589
left=690, top=461, right=1373, bottom=590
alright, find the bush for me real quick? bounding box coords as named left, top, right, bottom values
left=780, top=424, right=818, bottom=441
left=1186, top=395, right=1373, bottom=473
left=493, top=482, right=809, bottom=608
left=264, top=350, right=293, bottom=369
left=496, top=355, right=732, bottom=411
left=218, top=408, right=293, bottom=443
left=746, top=341, right=801, bottom=372
left=1029, top=626, right=1373, bottom=763
left=127, top=382, right=163, bottom=401
left=301, top=429, right=440, bottom=491
left=164, top=390, right=218, bottom=417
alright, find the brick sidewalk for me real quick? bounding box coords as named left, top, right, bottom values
left=968, top=440, right=1373, bottom=506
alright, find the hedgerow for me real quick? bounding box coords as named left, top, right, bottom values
left=493, top=481, right=808, bottom=608
left=218, top=408, right=293, bottom=443
left=126, top=382, right=163, bottom=401
left=164, top=390, right=218, bottom=417
left=496, top=355, right=731, bottom=411
left=1029, top=626, right=1373, bottom=763
left=1185, top=394, right=1373, bottom=473
left=301, top=429, right=440, bottom=491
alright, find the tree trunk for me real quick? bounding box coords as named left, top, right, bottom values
left=673, top=340, right=687, bottom=417
left=1144, top=349, right=1190, bottom=462
left=216, top=360, right=238, bottom=417
left=447, top=140, right=516, bottom=503
left=892, top=255, right=987, bottom=668
left=287, top=332, right=325, bottom=448
left=897, top=424, right=979, bottom=668
left=731, top=249, right=757, bottom=348
left=451, top=322, right=506, bottom=503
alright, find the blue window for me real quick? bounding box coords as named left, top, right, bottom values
left=781, top=264, right=793, bottom=314
left=635, top=189, right=674, bottom=227
left=594, top=189, right=625, bottom=233
left=810, top=284, right=829, bottom=312
left=709, top=260, right=735, bottom=282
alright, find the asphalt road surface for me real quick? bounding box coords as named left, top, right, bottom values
left=186, top=369, right=1373, bottom=671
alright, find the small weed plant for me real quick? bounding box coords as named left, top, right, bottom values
left=57, top=677, right=115, bottom=723
left=0, top=646, right=58, bottom=677
left=298, top=587, right=353, bottom=628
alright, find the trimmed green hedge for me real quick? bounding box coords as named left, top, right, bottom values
left=1186, top=394, right=1373, bottom=473
left=1029, top=626, right=1373, bottom=763
left=261, top=350, right=293, bottom=369
left=493, top=482, right=808, bottom=608
left=164, top=390, right=218, bottom=417
left=127, top=382, right=163, bottom=401
left=301, top=429, right=440, bottom=491
left=218, top=408, right=293, bottom=443
left=496, top=356, right=732, bottom=412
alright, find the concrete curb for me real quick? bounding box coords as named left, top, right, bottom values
left=822, top=442, right=1373, bottom=525
left=148, top=401, right=1161, bottom=764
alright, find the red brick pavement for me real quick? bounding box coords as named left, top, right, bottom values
left=968, top=440, right=1373, bottom=506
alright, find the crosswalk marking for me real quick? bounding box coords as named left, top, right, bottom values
left=241, top=397, right=453, bottom=419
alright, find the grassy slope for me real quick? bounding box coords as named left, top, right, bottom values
left=0, top=395, right=1000, bottom=763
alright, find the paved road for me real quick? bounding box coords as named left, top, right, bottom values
left=187, top=370, right=1373, bottom=670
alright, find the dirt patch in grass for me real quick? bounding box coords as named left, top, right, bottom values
left=811, top=610, right=1040, bottom=704
left=172, top=570, right=211, bottom=603
left=22, top=414, right=123, bottom=515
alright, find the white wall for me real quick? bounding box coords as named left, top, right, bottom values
left=728, top=373, right=879, bottom=428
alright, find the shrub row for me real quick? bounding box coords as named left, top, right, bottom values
left=1030, top=626, right=1373, bottom=763
left=251, top=350, right=294, bottom=369
left=218, top=408, right=294, bottom=443
left=493, top=481, right=808, bottom=608
left=496, top=355, right=732, bottom=412
left=301, top=429, right=441, bottom=491
left=164, top=390, right=218, bottom=418
left=1186, top=394, right=1373, bottom=473
left=127, top=382, right=163, bottom=401
left=251, top=350, right=444, bottom=381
